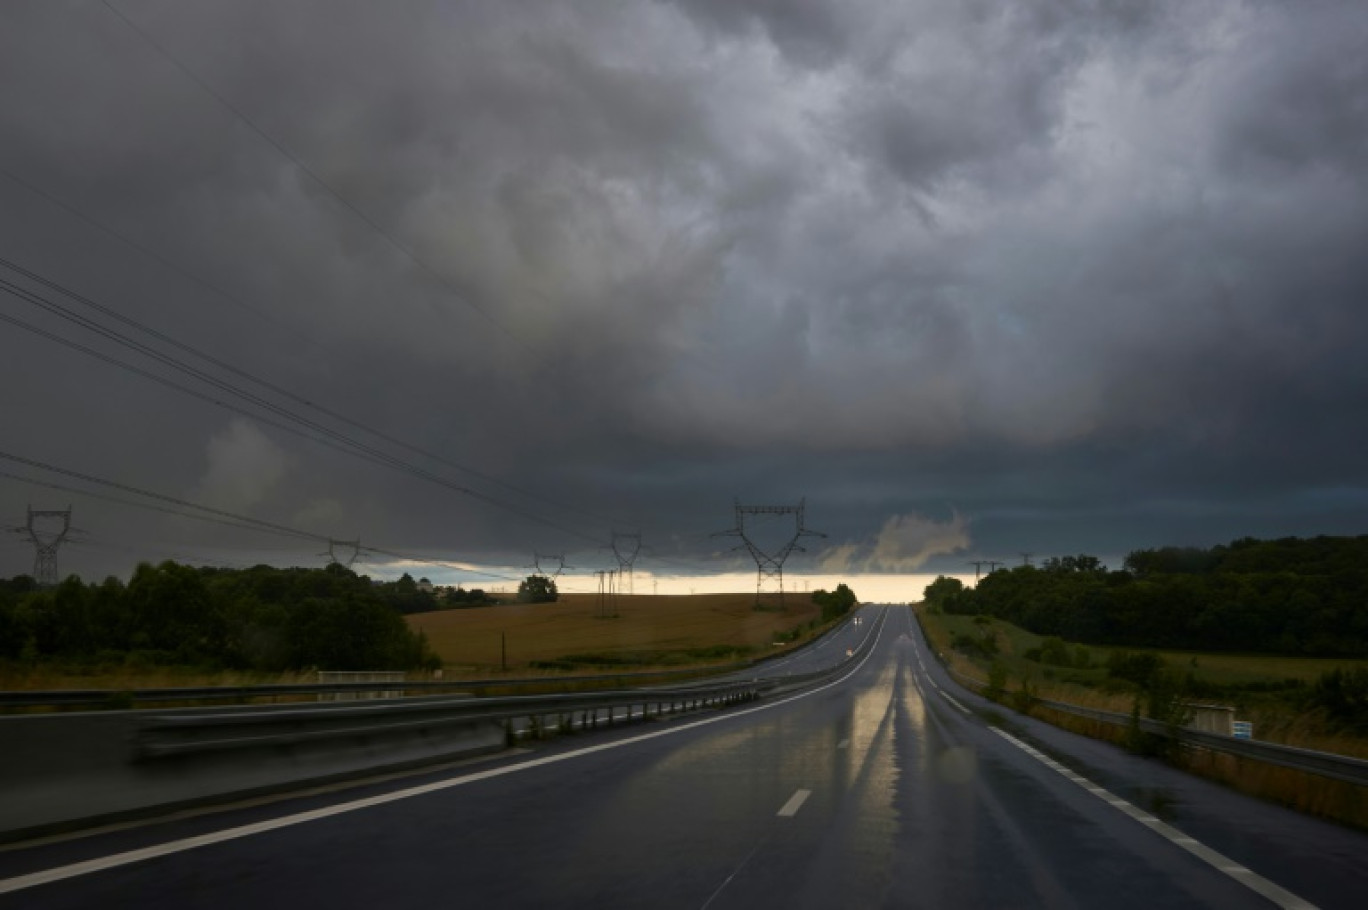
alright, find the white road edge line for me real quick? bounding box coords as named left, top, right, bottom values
left=776, top=789, right=812, bottom=818
left=939, top=690, right=971, bottom=715
left=0, top=611, right=891, bottom=896
left=989, top=728, right=1319, bottom=910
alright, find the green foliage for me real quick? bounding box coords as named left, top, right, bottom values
left=372, top=569, right=440, bottom=614
left=443, top=586, right=493, bottom=607
left=1010, top=676, right=1038, bottom=714
left=812, top=583, right=858, bottom=622
left=987, top=660, right=1008, bottom=697
left=0, top=562, right=439, bottom=672
left=517, top=575, right=559, bottom=604
left=922, top=575, right=965, bottom=613
left=1124, top=669, right=1192, bottom=758
left=1307, top=668, right=1368, bottom=735
left=952, top=627, right=999, bottom=660
left=1107, top=651, right=1166, bottom=688
left=945, top=534, right=1368, bottom=656
left=1024, top=636, right=1074, bottom=667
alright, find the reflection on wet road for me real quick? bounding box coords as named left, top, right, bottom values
left=2, top=606, right=1365, bottom=909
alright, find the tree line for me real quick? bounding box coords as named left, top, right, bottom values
left=923, top=535, right=1368, bottom=657
left=0, top=562, right=440, bottom=672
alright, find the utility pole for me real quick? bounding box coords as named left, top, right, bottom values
left=967, top=560, right=987, bottom=581
left=986, top=560, right=1004, bottom=573
left=712, top=499, right=825, bottom=609
left=26, top=506, right=72, bottom=588
left=1020, top=552, right=1034, bottom=567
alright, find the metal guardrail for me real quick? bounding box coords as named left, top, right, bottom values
left=132, top=612, right=887, bottom=762
left=135, top=681, right=771, bottom=759
left=0, top=664, right=757, bottom=710
left=934, top=661, right=1368, bottom=788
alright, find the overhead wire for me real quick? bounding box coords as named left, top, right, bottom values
left=0, top=3, right=748, bottom=580
left=0, top=275, right=607, bottom=547
left=0, top=246, right=625, bottom=532
left=0, top=450, right=528, bottom=583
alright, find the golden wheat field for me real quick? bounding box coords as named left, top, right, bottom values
left=408, top=592, right=821, bottom=671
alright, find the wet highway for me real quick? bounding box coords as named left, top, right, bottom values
left=2, top=605, right=1365, bottom=908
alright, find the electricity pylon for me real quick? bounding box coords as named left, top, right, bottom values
left=968, top=560, right=988, bottom=581
left=611, top=531, right=641, bottom=595
left=324, top=539, right=360, bottom=568
left=595, top=569, right=619, bottom=618
left=531, top=552, right=571, bottom=580
left=26, top=506, right=72, bottom=588
left=712, top=499, right=824, bottom=608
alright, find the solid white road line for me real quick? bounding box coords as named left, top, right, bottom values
left=776, top=789, right=812, bottom=818
left=990, top=728, right=1318, bottom=910
left=0, top=611, right=891, bottom=896
left=939, top=690, right=971, bottom=715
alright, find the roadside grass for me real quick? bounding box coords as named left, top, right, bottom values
left=915, top=607, right=1368, bottom=758
left=917, top=605, right=1368, bottom=827
left=409, top=592, right=825, bottom=674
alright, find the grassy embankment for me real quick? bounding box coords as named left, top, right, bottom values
left=916, top=605, right=1368, bottom=827
left=916, top=607, right=1368, bottom=756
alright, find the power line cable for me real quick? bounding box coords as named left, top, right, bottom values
left=0, top=279, right=607, bottom=546
left=0, top=467, right=319, bottom=541
left=0, top=251, right=623, bottom=531
left=0, top=451, right=527, bottom=583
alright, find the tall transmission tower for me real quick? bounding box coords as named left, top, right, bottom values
left=986, top=560, right=1004, bottom=573
left=712, top=499, right=825, bottom=609
left=1020, top=552, right=1034, bottom=567
left=26, top=506, right=72, bottom=588
left=531, top=552, right=572, bottom=580
left=967, top=560, right=988, bottom=581
left=324, top=539, right=361, bottom=568
left=611, top=531, right=641, bottom=596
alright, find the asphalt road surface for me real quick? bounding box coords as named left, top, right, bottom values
left=3, top=606, right=1365, bottom=908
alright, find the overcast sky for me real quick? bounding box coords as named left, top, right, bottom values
left=2, top=0, right=1366, bottom=592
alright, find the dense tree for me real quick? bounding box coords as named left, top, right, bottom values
left=812, top=583, right=858, bottom=621
left=940, top=535, right=1368, bottom=656
left=517, top=574, right=558, bottom=604
left=0, top=562, right=438, bottom=671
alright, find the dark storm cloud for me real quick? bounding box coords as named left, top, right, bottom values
left=2, top=0, right=1367, bottom=585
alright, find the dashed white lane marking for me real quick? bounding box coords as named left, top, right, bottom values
left=990, top=728, right=1318, bottom=910
left=0, top=612, right=892, bottom=896
left=776, top=789, right=812, bottom=818
left=836, top=738, right=850, bottom=750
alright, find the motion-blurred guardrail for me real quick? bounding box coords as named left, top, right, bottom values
left=135, top=682, right=770, bottom=760
left=0, top=665, right=753, bottom=710
left=1, top=610, right=883, bottom=843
